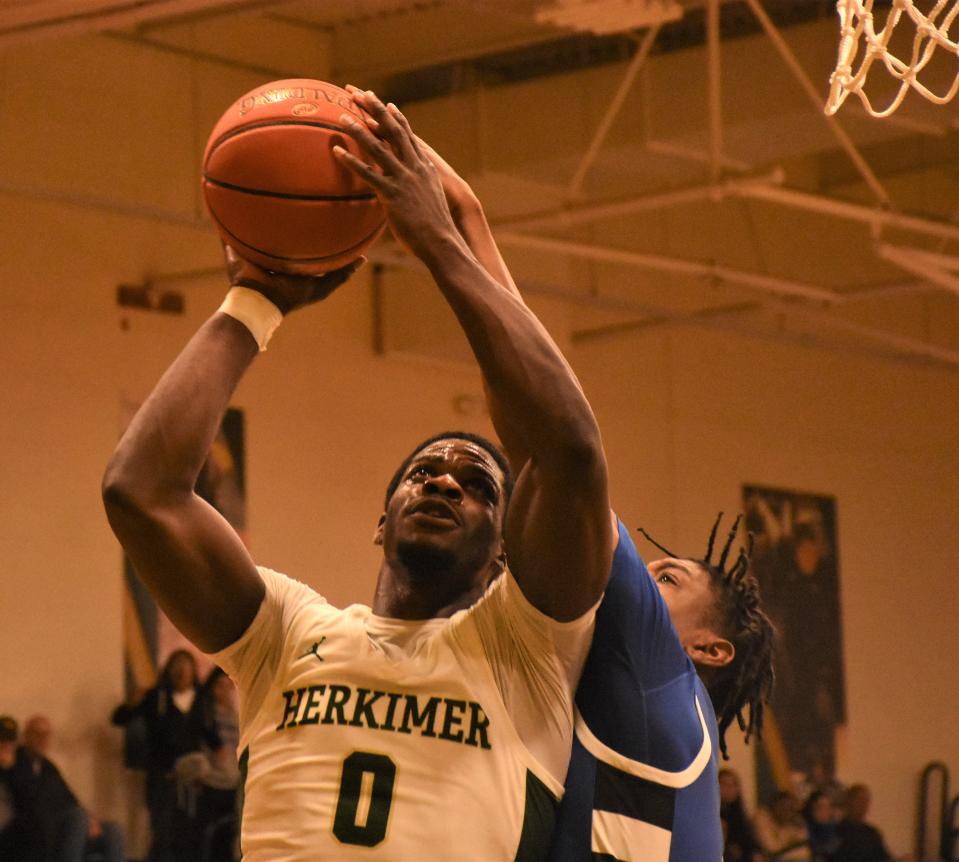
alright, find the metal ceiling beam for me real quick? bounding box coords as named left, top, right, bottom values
left=706, top=0, right=722, bottom=183
left=494, top=230, right=841, bottom=303
left=567, top=24, right=661, bottom=197
left=878, top=244, right=959, bottom=297
left=571, top=299, right=758, bottom=343
left=731, top=183, right=959, bottom=244
left=0, top=0, right=278, bottom=46
left=494, top=169, right=784, bottom=232
left=743, top=0, right=890, bottom=207
left=375, top=245, right=958, bottom=368
left=106, top=30, right=303, bottom=80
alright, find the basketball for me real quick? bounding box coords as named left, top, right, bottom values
left=202, top=79, right=385, bottom=275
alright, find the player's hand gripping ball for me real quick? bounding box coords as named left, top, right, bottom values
left=202, top=79, right=386, bottom=275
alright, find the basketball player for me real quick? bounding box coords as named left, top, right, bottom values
left=346, top=88, right=776, bottom=861
left=102, top=90, right=613, bottom=859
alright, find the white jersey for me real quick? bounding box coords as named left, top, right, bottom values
left=212, top=567, right=596, bottom=862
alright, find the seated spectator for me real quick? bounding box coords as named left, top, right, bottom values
left=720, top=768, right=766, bottom=862
left=804, top=790, right=841, bottom=861
left=803, top=758, right=845, bottom=806
left=832, top=784, right=893, bottom=862
left=112, top=649, right=206, bottom=862
left=7, top=715, right=123, bottom=862
left=755, top=790, right=811, bottom=861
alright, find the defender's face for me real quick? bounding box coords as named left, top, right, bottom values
left=380, top=439, right=506, bottom=569
left=646, top=557, right=716, bottom=642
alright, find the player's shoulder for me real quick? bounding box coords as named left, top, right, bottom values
left=610, top=517, right=645, bottom=572
left=597, top=516, right=663, bottom=613
left=257, top=565, right=327, bottom=604
left=253, top=565, right=343, bottom=637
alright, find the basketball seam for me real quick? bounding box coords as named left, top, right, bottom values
left=205, top=119, right=354, bottom=156
left=207, top=206, right=385, bottom=264
left=203, top=175, right=377, bottom=202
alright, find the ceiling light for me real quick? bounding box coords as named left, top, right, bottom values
left=535, top=0, right=684, bottom=35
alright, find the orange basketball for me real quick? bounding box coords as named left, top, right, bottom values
left=202, top=79, right=385, bottom=275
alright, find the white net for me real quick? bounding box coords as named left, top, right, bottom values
left=825, top=0, right=959, bottom=116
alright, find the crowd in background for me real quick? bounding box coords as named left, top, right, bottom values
left=0, top=647, right=904, bottom=862
left=721, top=767, right=901, bottom=862
left=0, top=650, right=239, bottom=862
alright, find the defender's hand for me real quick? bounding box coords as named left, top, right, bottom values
left=332, top=89, right=460, bottom=263
left=223, top=245, right=365, bottom=315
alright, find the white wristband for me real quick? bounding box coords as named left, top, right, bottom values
left=219, top=286, right=283, bottom=352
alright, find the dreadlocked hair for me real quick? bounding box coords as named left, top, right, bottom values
left=639, top=513, right=775, bottom=759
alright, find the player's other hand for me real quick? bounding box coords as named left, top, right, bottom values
left=223, top=244, right=365, bottom=315
left=414, top=137, right=481, bottom=226
left=344, top=86, right=478, bottom=221
left=333, top=88, right=459, bottom=263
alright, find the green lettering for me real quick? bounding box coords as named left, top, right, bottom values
left=439, top=698, right=467, bottom=743
left=466, top=702, right=491, bottom=749
left=275, top=688, right=306, bottom=730
left=323, top=685, right=352, bottom=725
left=381, top=692, right=403, bottom=732
left=299, top=685, right=327, bottom=726
left=398, top=695, right=439, bottom=737
left=349, top=689, right=384, bottom=729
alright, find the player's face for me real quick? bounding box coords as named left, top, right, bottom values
left=647, top=557, right=715, bottom=635
left=646, top=557, right=732, bottom=670
left=379, top=439, right=506, bottom=576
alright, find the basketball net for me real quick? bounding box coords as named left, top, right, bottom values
left=825, top=0, right=959, bottom=116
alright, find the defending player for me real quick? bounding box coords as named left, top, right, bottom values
left=385, top=97, right=777, bottom=860
left=102, top=92, right=612, bottom=859
left=547, top=517, right=774, bottom=861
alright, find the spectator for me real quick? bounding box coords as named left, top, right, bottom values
left=201, top=667, right=240, bottom=862
left=173, top=668, right=240, bottom=862
left=804, top=790, right=841, bottom=861
left=0, top=715, right=22, bottom=861
left=755, top=790, right=812, bottom=861
left=112, top=649, right=207, bottom=862
left=199, top=668, right=240, bottom=794
left=720, top=768, right=766, bottom=862
left=833, top=784, right=893, bottom=862
left=802, top=758, right=845, bottom=806
left=5, top=715, right=123, bottom=862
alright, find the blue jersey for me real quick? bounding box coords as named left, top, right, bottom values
left=548, top=520, right=722, bottom=862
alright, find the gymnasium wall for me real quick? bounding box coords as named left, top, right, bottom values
left=0, top=23, right=956, bottom=856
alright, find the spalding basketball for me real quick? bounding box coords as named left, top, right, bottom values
left=202, top=79, right=385, bottom=274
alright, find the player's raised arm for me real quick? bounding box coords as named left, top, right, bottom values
left=335, top=91, right=612, bottom=621
left=101, top=250, right=361, bottom=653
left=402, top=134, right=532, bottom=472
